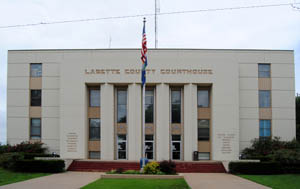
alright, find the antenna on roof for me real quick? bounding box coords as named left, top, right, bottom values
left=108, top=35, right=112, bottom=48
left=155, top=0, right=160, bottom=48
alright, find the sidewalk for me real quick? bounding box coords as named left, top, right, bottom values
left=0, top=172, right=102, bottom=189
left=183, top=173, right=271, bottom=189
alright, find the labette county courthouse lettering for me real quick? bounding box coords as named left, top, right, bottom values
left=85, top=68, right=213, bottom=75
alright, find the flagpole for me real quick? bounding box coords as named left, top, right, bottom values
left=141, top=17, right=146, bottom=171
left=142, top=83, right=146, bottom=169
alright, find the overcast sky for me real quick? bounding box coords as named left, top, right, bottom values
left=0, top=0, right=300, bottom=144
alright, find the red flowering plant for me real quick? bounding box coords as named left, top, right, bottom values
left=0, top=141, right=47, bottom=154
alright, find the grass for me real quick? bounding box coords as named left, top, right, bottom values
left=239, top=174, right=300, bottom=189
left=82, top=178, right=190, bottom=189
left=0, top=167, right=50, bottom=186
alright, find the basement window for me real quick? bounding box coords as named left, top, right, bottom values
left=198, top=152, right=210, bottom=160
left=89, top=151, right=100, bottom=159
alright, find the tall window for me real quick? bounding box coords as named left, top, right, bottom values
left=260, top=120, right=271, bottom=138
left=171, top=90, right=181, bottom=123
left=30, top=63, right=42, bottom=77
left=117, top=135, right=127, bottom=159
left=31, top=90, right=41, bottom=106
left=145, top=89, right=154, bottom=123
left=89, top=119, right=100, bottom=140
left=145, top=135, right=154, bottom=160
left=198, top=120, right=210, bottom=141
left=197, top=90, right=209, bottom=107
left=89, top=89, right=100, bottom=107
left=258, top=64, right=270, bottom=78
left=30, top=118, right=41, bottom=139
left=117, top=89, right=127, bottom=123
left=259, top=90, right=271, bottom=108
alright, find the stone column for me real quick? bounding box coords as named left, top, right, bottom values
left=184, top=84, right=198, bottom=161
left=128, top=83, right=142, bottom=160
left=101, top=83, right=114, bottom=160
left=156, top=83, right=170, bottom=161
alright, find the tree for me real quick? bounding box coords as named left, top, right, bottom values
left=296, top=96, right=300, bottom=142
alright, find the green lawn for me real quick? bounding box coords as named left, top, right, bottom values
left=239, top=174, right=300, bottom=189
left=82, top=178, right=190, bottom=189
left=0, top=167, right=50, bottom=186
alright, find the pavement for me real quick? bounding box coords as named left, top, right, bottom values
left=183, top=173, right=271, bottom=189
left=0, top=172, right=102, bottom=189
left=0, top=172, right=271, bottom=189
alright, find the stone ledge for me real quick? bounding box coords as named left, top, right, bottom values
left=102, top=173, right=184, bottom=179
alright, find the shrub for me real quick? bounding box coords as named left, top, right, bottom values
left=285, top=138, right=300, bottom=150
left=143, top=161, right=160, bottom=174
left=23, top=153, right=56, bottom=160
left=0, top=145, right=9, bottom=154
left=0, top=152, right=24, bottom=169
left=14, top=160, right=65, bottom=173
left=116, top=168, right=124, bottom=174
left=242, top=137, right=300, bottom=161
left=229, top=162, right=282, bottom=174
left=266, top=149, right=300, bottom=164
left=297, top=124, right=300, bottom=143
left=0, top=141, right=47, bottom=154
left=107, top=169, right=117, bottom=174
left=281, top=163, right=300, bottom=173
left=229, top=161, right=300, bottom=174
left=123, top=170, right=140, bottom=174
left=159, top=160, right=176, bottom=174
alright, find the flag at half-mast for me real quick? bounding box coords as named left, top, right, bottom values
left=141, top=18, right=148, bottom=86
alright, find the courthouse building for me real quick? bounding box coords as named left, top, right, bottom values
left=7, top=49, right=296, bottom=161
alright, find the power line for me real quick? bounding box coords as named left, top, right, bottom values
left=291, top=3, right=300, bottom=11
left=0, top=2, right=299, bottom=29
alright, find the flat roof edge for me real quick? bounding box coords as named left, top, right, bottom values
left=7, top=48, right=294, bottom=52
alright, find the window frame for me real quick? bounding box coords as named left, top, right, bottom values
left=89, top=118, right=100, bottom=141
left=30, top=63, right=42, bottom=77
left=258, top=63, right=271, bottom=78
left=89, top=151, right=100, bottom=159
left=171, top=135, right=181, bottom=160
left=116, top=89, right=127, bottom=123
left=171, top=89, right=182, bottom=124
left=198, top=152, right=210, bottom=160
left=89, top=88, right=100, bottom=107
left=259, top=90, right=271, bottom=108
left=145, top=88, right=155, bottom=124
left=117, top=134, right=127, bottom=160
left=198, top=119, right=210, bottom=141
left=30, top=90, right=42, bottom=106
left=30, top=118, right=41, bottom=140
left=259, top=120, right=271, bottom=138
left=197, top=89, right=210, bottom=108
left=145, top=134, right=154, bottom=160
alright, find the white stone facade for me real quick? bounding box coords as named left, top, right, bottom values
left=6, top=49, right=296, bottom=161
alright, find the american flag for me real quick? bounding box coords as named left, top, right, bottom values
left=141, top=18, right=148, bottom=86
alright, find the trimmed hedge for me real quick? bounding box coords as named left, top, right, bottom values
left=14, top=160, right=65, bottom=173
left=0, top=152, right=24, bottom=169
left=229, top=162, right=282, bottom=174
left=159, top=160, right=176, bottom=174
left=23, top=153, right=56, bottom=160
left=229, top=162, right=300, bottom=174
left=282, top=163, right=300, bottom=174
